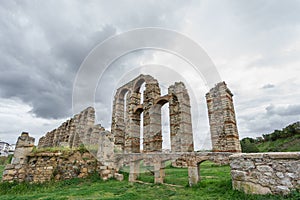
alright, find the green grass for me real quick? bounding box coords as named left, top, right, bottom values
left=256, top=135, right=300, bottom=152
left=0, top=165, right=4, bottom=180
left=0, top=162, right=299, bottom=200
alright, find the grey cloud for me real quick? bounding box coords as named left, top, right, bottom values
left=0, top=1, right=189, bottom=119
left=0, top=22, right=116, bottom=119
left=237, top=103, right=300, bottom=139
left=1, top=0, right=299, bottom=149
left=261, top=83, right=275, bottom=89
left=266, top=104, right=300, bottom=116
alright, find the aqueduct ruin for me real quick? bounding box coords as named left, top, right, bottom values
left=112, top=74, right=241, bottom=154
left=3, top=74, right=242, bottom=186
left=3, top=74, right=299, bottom=194
left=110, top=74, right=242, bottom=185
left=111, top=74, right=194, bottom=153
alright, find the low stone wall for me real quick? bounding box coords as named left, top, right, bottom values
left=2, top=150, right=123, bottom=183
left=229, top=152, right=300, bottom=195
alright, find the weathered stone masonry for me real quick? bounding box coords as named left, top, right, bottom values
left=111, top=74, right=194, bottom=153
left=230, top=153, right=300, bottom=195
left=38, top=107, right=105, bottom=150
left=2, top=107, right=122, bottom=183
left=2, top=130, right=122, bottom=183
left=3, top=151, right=118, bottom=183
left=206, top=82, right=241, bottom=152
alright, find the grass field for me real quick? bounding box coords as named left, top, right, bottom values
left=0, top=161, right=299, bottom=200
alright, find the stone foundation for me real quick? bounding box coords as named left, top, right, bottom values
left=230, top=153, right=300, bottom=195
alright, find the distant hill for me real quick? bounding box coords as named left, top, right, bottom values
left=240, top=121, right=300, bottom=153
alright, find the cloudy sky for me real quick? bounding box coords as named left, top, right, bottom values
left=0, top=0, right=299, bottom=150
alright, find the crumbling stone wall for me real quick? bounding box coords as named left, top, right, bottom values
left=3, top=129, right=122, bottom=183
left=206, top=82, right=241, bottom=152
left=111, top=74, right=194, bottom=153
left=38, top=107, right=105, bottom=149
left=230, top=153, right=300, bottom=195
left=2, top=151, right=121, bottom=183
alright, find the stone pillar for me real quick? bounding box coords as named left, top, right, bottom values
left=68, top=118, right=76, bottom=148
left=97, top=131, right=115, bottom=168
left=125, top=92, right=141, bottom=153
left=168, top=82, right=194, bottom=152
left=111, top=89, right=130, bottom=152
left=143, top=82, right=161, bottom=152
left=206, top=82, right=241, bottom=152
left=11, top=132, right=35, bottom=165
left=72, top=114, right=81, bottom=148
left=148, top=104, right=163, bottom=152
left=188, top=166, right=200, bottom=186
left=153, top=160, right=165, bottom=184
left=37, top=136, right=45, bottom=148
left=129, top=160, right=141, bottom=182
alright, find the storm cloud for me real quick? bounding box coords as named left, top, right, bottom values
left=0, top=0, right=299, bottom=148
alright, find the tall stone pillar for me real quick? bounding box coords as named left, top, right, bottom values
left=206, top=82, right=241, bottom=152
left=168, top=82, right=194, bottom=152
left=125, top=92, right=141, bottom=153
left=143, top=82, right=161, bottom=152
left=111, top=89, right=130, bottom=152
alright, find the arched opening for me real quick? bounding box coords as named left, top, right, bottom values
left=140, top=111, right=144, bottom=151
left=123, top=91, right=129, bottom=120
left=133, top=78, right=146, bottom=93
left=139, top=82, right=146, bottom=151
left=161, top=102, right=170, bottom=151
left=197, top=160, right=231, bottom=185
left=162, top=159, right=188, bottom=186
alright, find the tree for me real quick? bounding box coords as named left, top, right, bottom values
left=240, top=138, right=259, bottom=153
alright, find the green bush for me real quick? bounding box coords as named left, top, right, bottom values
left=240, top=138, right=259, bottom=153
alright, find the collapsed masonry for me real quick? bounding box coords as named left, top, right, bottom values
left=2, top=74, right=241, bottom=185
